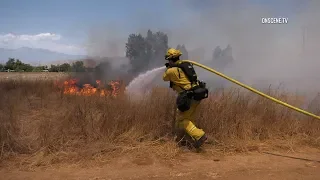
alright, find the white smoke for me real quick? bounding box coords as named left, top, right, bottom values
left=86, top=0, right=320, bottom=100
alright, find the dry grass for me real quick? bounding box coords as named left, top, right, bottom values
left=0, top=75, right=320, bottom=167
left=0, top=72, right=68, bottom=81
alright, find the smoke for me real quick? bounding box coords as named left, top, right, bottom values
left=72, top=25, right=131, bottom=85
left=83, top=0, right=320, bottom=96
left=161, top=0, right=320, bottom=94
left=85, top=25, right=129, bottom=67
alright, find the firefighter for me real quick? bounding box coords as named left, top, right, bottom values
left=162, top=48, right=207, bottom=149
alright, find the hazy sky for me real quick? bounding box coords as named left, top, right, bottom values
left=0, top=0, right=310, bottom=55
left=1, top=0, right=320, bottom=93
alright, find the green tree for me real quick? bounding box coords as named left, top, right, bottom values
left=14, top=59, right=33, bottom=72
left=21, top=63, right=34, bottom=72
left=13, top=59, right=23, bottom=71
left=71, top=61, right=85, bottom=72
left=32, top=66, right=46, bottom=72
left=125, top=29, right=169, bottom=74
left=145, top=30, right=154, bottom=67
left=4, top=58, right=34, bottom=72
left=59, top=63, right=71, bottom=72
left=147, top=30, right=168, bottom=68
left=125, top=33, right=147, bottom=74
left=5, top=58, right=16, bottom=70
left=49, top=65, right=59, bottom=72
left=0, top=64, right=3, bottom=71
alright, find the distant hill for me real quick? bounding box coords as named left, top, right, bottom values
left=0, top=47, right=86, bottom=66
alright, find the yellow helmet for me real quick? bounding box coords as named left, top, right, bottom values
left=165, top=48, right=182, bottom=60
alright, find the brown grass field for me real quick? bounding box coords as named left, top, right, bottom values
left=0, top=72, right=320, bottom=180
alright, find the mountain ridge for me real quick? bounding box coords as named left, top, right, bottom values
left=0, top=47, right=86, bottom=66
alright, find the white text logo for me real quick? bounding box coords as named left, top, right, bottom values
left=261, top=17, right=288, bottom=24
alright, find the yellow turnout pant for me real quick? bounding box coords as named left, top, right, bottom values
left=175, top=100, right=205, bottom=141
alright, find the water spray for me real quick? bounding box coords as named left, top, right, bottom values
left=125, top=66, right=165, bottom=99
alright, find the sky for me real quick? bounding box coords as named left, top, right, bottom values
left=0, top=0, right=181, bottom=55
left=0, top=0, right=309, bottom=56
left=1, top=0, right=320, bottom=93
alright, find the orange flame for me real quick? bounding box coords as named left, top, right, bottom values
left=58, top=78, right=122, bottom=97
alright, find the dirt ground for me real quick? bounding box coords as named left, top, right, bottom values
left=1, top=147, right=319, bottom=180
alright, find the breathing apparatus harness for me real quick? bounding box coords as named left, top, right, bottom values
left=165, top=61, right=209, bottom=112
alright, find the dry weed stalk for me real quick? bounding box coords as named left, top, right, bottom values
left=0, top=77, right=319, bottom=165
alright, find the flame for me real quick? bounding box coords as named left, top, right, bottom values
left=58, top=78, right=122, bottom=97
left=109, top=80, right=120, bottom=97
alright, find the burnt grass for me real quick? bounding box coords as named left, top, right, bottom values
left=0, top=77, right=319, bottom=166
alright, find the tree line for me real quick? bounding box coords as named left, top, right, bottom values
left=0, top=29, right=234, bottom=73
left=0, top=58, right=87, bottom=72
left=125, top=29, right=190, bottom=75
left=125, top=29, right=234, bottom=75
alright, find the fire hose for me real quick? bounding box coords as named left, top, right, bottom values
left=181, top=60, right=320, bottom=121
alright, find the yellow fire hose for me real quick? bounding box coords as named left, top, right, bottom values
left=181, top=60, right=320, bottom=121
